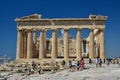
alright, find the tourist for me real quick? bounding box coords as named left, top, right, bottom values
left=99, top=58, right=102, bottom=67
left=89, top=58, right=92, bottom=64
left=71, top=59, right=76, bottom=72
left=30, top=61, right=37, bottom=74
left=69, top=60, right=72, bottom=71
left=32, top=61, right=36, bottom=71
left=116, top=59, right=119, bottom=64
left=117, top=57, right=120, bottom=67
left=118, top=61, right=120, bottom=67
left=76, top=61, right=80, bottom=71
left=106, top=59, right=110, bottom=67
left=104, top=59, right=106, bottom=63
left=27, top=65, right=31, bottom=75
left=80, top=58, right=84, bottom=71
left=95, top=57, right=100, bottom=68
left=62, top=60, right=66, bottom=69
left=37, top=64, right=42, bottom=74
left=31, top=67, right=34, bottom=74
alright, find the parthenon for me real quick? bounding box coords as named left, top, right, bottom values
left=15, top=14, right=107, bottom=62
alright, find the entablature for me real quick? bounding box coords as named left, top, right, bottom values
left=16, top=14, right=107, bottom=30
left=17, top=25, right=105, bottom=30
left=17, top=20, right=106, bottom=27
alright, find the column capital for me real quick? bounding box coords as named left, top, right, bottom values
left=33, top=29, right=37, bottom=32
left=52, top=28, right=57, bottom=31
left=99, top=28, right=105, bottom=32
left=89, top=27, right=95, bottom=30
left=17, top=30, right=23, bottom=32
left=76, top=28, right=82, bottom=31
left=64, top=28, right=69, bottom=31
left=17, top=27, right=24, bottom=30
left=40, top=29, right=45, bottom=32
left=44, top=29, right=47, bottom=32
left=89, top=28, right=94, bottom=32
left=17, top=28, right=24, bottom=31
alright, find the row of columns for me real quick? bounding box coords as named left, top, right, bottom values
left=16, top=28, right=105, bottom=61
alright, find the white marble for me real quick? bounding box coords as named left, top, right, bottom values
left=6, top=64, right=120, bottom=80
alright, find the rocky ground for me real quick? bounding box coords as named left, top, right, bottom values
left=1, top=63, right=120, bottom=80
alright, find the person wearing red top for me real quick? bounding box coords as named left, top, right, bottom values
left=80, top=58, right=84, bottom=71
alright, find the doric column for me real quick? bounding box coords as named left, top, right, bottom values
left=44, top=30, right=46, bottom=50
left=64, top=29, right=69, bottom=61
left=27, top=30, right=33, bottom=59
left=76, top=28, right=82, bottom=60
left=21, top=31, right=24, bottom=58
left=39, top=30, right=45, bottom=59
left=89, top=29, right=94, bottom=59
left=43, top=30, right=46, bottom=57
left=33, top=29, right=37, bottom=57
left=99, top=29, right=105, bottom=61
left=16, top=29, right=22, bottom=60
left=21, top=30, right=27, bottom=58
left=51, top=29, right=57, bottom=60
left=23, top=31, right=27, bottom=58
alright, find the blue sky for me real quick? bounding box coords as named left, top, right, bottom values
left=0, top=0, right=120, bottom=59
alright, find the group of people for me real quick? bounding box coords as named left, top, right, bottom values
left=68, top=58, right=85, bottom=72
left=61, top=57, right=114, bottom=72
left=27, top=61, right=42, bottom=75
left=27, top=57, right=120, bottom=75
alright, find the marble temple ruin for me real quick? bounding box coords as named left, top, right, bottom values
left=15, top=14, right=107, bottom=62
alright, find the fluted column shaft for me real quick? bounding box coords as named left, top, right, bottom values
left=99, top=29, right=105, bottom=60
left=27, top=30, right=33, bottom=59
left=76, top=29, right=82, bottom=60
left=64, top=29, right=69, bottom=61
left=43, top=30, right=46, bottom=57
left=89, top=29, right=94, bottom=59
left=16, top=30, right=22, bottom=60
left=39, top=30, right=44, bottom=59
left=23, top=32, right=27, bottom=58
left=22, top=30, right=27, bottom=58
left=21, top=31, right=27, bottom=58
left=21, top=31, right=24, bottom=58
left=44, top=31, right=46, bottom=50
left=33, top=30, right=37, bottom=57
left=51, top=29, right=57, bottom=59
